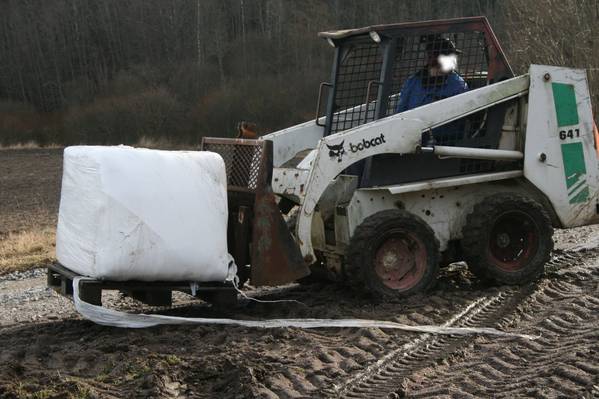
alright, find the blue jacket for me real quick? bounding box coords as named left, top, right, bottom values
left=396, top=70, right=468, bottom=113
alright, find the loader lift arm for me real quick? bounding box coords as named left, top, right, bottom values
left=296, top=74, right=530, bottom=262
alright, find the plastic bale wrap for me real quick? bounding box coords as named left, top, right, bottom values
left=56, top=146, right=231, bottom=282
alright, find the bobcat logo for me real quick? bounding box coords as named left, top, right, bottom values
left=326, top=141, right=345, bottom=162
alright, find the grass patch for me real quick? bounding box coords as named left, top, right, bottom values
left=11, top=383, right=58, bottom=399
left=165, top=354, right=182, bottom=366
left=0, top=227, right=56, bottom=274
left=16, top=380, right=94, bottom=399
left=0, top=141, right=62, bottom=150
left=135, top=135, right=192, bottom=150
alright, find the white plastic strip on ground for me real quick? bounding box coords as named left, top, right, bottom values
left=72, top=277, right=537, bottom=339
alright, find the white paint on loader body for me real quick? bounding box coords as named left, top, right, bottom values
left=524, top=65, right=599, bottom=227
left=265, top=65, right=598, bottom=265
left=293, top=75, right=530, bottom=261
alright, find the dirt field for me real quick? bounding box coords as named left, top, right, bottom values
left=1, top=149, right=599, bottom=398
left=0, top=148, right=62, bottom=234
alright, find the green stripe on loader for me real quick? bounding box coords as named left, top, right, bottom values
left=561, top=142, right=588, bottom=204
left=570, top=187, right=590, bottom=204
left=552, top=83, right=579, bottom=127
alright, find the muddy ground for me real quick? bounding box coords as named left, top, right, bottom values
left=0, top=149, right=598, bottom=398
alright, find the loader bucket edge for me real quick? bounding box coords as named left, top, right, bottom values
left=251, top=186, right=310, bottom=286
left=200, top=137, right=310, bottom=287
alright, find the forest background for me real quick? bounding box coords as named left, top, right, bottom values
left=1, top=0, right=597, bottom=147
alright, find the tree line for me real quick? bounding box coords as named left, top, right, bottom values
left=0, top=0, right=597, bottom=146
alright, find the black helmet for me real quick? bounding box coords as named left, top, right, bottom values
left=425, top=37, right=462, bottom=56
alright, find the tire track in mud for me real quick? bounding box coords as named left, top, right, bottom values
left=229, top=250, right=588, bottom=398
left=315, top=249, right=598, bottom=399
left=330, top=289, right=527, bottom=398
left=1, top=249, right=596, bottom=398
left=400, top=255, right=599, bottom=398
left=226, top=283, right=470, bottom=397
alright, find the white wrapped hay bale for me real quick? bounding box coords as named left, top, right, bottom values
left=56, top=146, right=231, bottom=282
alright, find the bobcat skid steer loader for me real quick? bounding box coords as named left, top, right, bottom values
left=48, top=17, right=598, bottom=305
left=201, top=16, right=599, bottom=300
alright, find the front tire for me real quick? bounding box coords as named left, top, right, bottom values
left=347, top=210, right=440, bottom=300
left=461, top=193, right=553, bottom=284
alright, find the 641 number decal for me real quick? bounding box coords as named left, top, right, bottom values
left=559, top=128, right=580, bottom=140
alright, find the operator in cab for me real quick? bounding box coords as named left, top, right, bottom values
left=396, top=37, right=468, bottom=113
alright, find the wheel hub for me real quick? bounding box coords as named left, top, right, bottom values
left=488, top=211, right=539, bottom=272
left=496, top=232, right=511, bottom=248
left=374, top=234, right=427, bottom=291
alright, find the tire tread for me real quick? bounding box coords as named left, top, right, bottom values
left=462, top=193, right=554, bottom=284
left=346, top=209, right=440, bottom=299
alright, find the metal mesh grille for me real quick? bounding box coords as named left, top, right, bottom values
left=329, top=30, right=494, bottom=177
left=326, top=28, right=511, bottom=185
left=329, top=30, right=489, bottom=142
left=202, top=142, right=263, bottom=191
left=330, top=43, right=383, bottom=134
left=388, top=32, right=488, bottom=114
left=387, top=31, right=489, bottom=146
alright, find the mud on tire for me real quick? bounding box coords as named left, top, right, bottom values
left=346, top=209, right=440, bottom=300
left=461, top=193, right=553, bottom=284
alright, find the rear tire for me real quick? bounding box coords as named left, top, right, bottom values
left=347, top=210, right=440, bottom=300
left=461, top=193, right=553, bottom=284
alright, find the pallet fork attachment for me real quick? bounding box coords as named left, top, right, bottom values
left=201, top=138, right=310, bottom=286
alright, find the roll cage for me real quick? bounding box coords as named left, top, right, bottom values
left=314, top=17, right=517, bottom=187
left=316, top=16, right=514, bottom=137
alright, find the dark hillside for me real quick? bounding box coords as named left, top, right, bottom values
left=0, top=0, right=597, bottom=146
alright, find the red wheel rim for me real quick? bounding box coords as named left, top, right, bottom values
left=487, top=211, right=539, bottom=272
left=373, top=232, right=427, bottom=291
